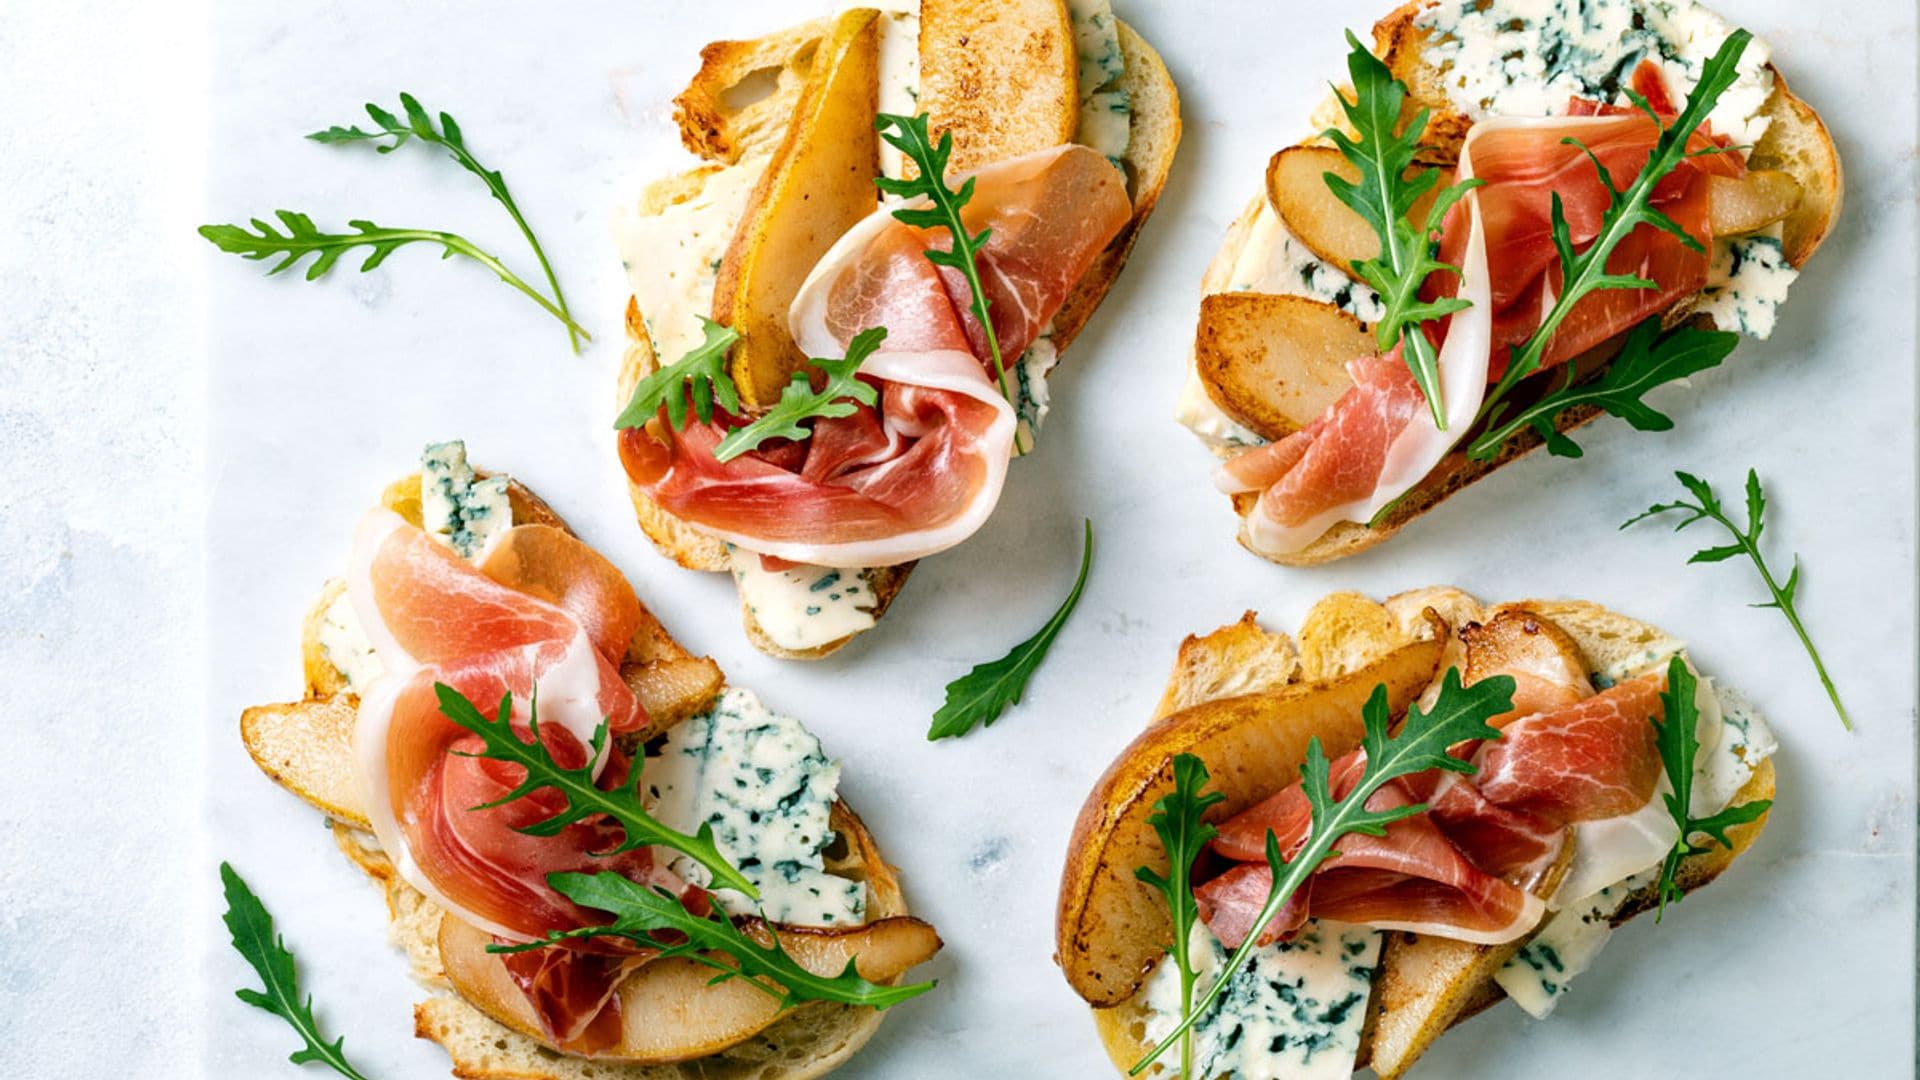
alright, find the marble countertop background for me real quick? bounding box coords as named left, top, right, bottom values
left=1, top=1, right=1913, bottom=1077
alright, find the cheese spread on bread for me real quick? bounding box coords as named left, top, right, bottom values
left=728, top=546, right=881, bottom=653
left=643, top=686, right=869, bottom=926
left=1415, top=0, right=1776, bottom=146
left=1139, top=920, right=1381, bottom=1080
left=317, top=590, right=383, bottom=694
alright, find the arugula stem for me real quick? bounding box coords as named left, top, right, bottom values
left=1711, top=507, right=1852, bottom=731
left=435, top=140, right=585, bottom=353
left=444, top=233, right=594, bottom=341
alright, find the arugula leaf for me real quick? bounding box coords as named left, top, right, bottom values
left=1623, top=469, right=1851, bottom=730
left=311, top=92, right=586, bottom=352
left=493, top=871, right=937, bottom=1011
left=220, top=863, right=372, bottom=1080
left=1649, top=657, right=1774, bottom=919
left=613, top=317, right=743, bottom=431
left=928, top=520, right=1092, bottom=740
left=873, top=112, right=1025, bottom=448
left=1131, top=668, right=1514, bottom=1075
left=434, top=683, right=760, bottom=898
left=1467, top=318, right=1739, bottom=460
left=712, top=327, right=886, bottom=462
left=198, top=212, right=590, bottom=341
left=1133, top=754, right=1226, bottom=1079
left=1325, top=32, right=1483, bottom=428
left=1476, top=30, right=1751, bottom=429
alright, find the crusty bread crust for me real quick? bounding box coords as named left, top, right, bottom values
left=1201, top=2, right=1843, bottom=566
left=620, top=9, right=1182, bottom=658
left=1082, top=590, right=1777, bottom=1077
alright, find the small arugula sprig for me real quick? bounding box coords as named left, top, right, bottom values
left=1623, top=469, right=1852, bottom=730
left=199, top=212, right=589, bottom=342
left=928, top=520, right=1092, bottom=739
left=311, top=93, right=586, bottom=352
left=220, top=863, right=372, bottom=1080
left=491, top=871, right=936, bottom=1011
left=1133, top=754, right=1226, bottom=1080
left=1648, top=656, right=1774, bottom=920
left=614, top=317, right=743, bottom=431
left=712, top=327, right=886, bottom=462
left=435, top=683, right=759, bottom=897
left=1473, top=30, right=1751, bottom=443
left=1326, top=32, right=1483, bottom=428
left=874, top=113, right=1025, bottom=444
left=1467, top=318, right=1739, bottom=459
left=1132, top=669, right=1515, bottom=1074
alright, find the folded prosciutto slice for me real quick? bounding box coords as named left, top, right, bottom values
left=621, top=144, right=1131, bottom=568
left=347, top=511, right=689, bottom=1053
left=1193, top=663, right=1675, bottom=950
left=1225, top=107, right=1740, bottom=558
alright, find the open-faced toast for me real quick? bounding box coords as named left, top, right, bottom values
left=241, top=448, right=938, bottom=1079
left=1181, top=0, right=1842, bottom=566
left=1056, top=588, right=1776, bottom=1078
left=614, top=1, right=1181, bottom=658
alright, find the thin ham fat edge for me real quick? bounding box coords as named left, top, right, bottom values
left=347, top=508, right=621, bottom=941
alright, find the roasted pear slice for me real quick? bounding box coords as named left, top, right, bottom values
left=1056, top=637, right=1444, bottom=1007
left=1195, top=292, right=1370, bottom=441
left=712, top=8, right=881, bottom=407
left=1267, top=144, right=1445, bottom=271
left=1708, top=168, right=1803, bottom=237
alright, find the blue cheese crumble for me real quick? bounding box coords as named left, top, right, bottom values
left=420, top=440, right=511, bottom=559
left=317, top=587, right=383, bottom=694
left=643, top=687, right=868, bottom=927
left=1140, top=921, right=1381, bottom=1079
left=1070, top=0, right=1132, bottom=167
left=1014, top=330, right=1060, bottom=453
left=1415, top=0, right=1776, bottom=146
left=728, top=546, right=880, bottom=653
left=1698, top=233, right=1798, bottom=339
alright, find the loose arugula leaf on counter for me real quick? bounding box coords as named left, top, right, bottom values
left=1648, top=656, right=1774, bottom=920
left=220, top=863, right=372, bottom=1080
left=198, top=212, right=591, bottom=341
left=712, top=327, right=886, bottom=462
left=492, top=872, right=937, bottom=1011
left=1467, top=318, right=1739, bottom=460
left=1132, top=669, right=1514, bottom=1075
left=1474, top=30, right=1751, bottom=436
left=434, top=683, right=760, bottom=898
left=1134, top=754, right=1227, bottom=1080
left=1325, top=32, right=1483, bottom=428
left=614, top=317, right=743, bottom=431
left=311, top=92, right=587, bottom=352
left=873, top=112, right=1025, bottom=445
left=928, top=519, right=1093, bottom=740
left=1623, top=469, right=1852, bottom=730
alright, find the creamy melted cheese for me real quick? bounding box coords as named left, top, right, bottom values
left=643, top=686, right=868, bottom=926
left=612, top=159, right=763, bottom=361
left=728, top=545, right=880, bottom=653
left=1415, top=0, right=1776, bottom=146
left=1699, top=231, right=1798, bottom=339
left=1139, top=921, right=1381, bottom=1079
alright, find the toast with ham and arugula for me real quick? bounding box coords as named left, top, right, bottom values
left=240, top=440, right=940, bottom=1080
left=1054, top=588, right=1777, bottom=1078
left=613, top=0, right=1180, bottom=658
left=1180, top=0, right=1841, bottom=565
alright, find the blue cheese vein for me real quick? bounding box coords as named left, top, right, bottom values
left=420, top=440, right=510, bottom=560
left=728, top=546, right=880, bottom=654
left=643, top=687, right=867, bottom=927
left=1699, top=233, right=1797, bottom=340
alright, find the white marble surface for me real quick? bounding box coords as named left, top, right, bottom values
left=3, top=1, right=1913, bottom=1077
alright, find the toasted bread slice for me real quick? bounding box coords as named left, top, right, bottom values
left=242, top=470, right=931, bottom=1078
left=622, top=7, right=1182, bottom=659
left=917, top=0, right=1078, bottom=173
left=1078, top=590, right=1777, bottom=1077
left=1196, top=5, right=1842, bottom=565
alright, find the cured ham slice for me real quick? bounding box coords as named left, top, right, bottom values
left=1194, top=663, right=1677, bottom=948
left=1220, top=150, right=1492, bottom=557
left=346, top=510, right=675, bottom=1052
left=621, top=144, right=1131, bottom=568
